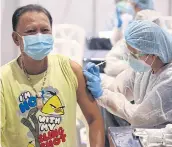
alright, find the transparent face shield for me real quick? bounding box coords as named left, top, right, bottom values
left=122, top=43, right=154, bottom=73
left=122, top=42, right=146, bottom=62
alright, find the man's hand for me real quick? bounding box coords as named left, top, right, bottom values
left=70, top=60, right=105, bottom=147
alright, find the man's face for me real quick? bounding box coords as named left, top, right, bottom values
left=12, top=11, right=52, bottom=53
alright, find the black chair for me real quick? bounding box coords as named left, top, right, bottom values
left=86, top=38, right=112, bottom=50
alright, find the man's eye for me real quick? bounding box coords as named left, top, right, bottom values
left=43, top=29, right=50, bottom=32
left=26, top=30, right=36, bottom=33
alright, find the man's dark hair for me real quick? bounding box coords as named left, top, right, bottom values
left=12, top=4, right=53, bottom=31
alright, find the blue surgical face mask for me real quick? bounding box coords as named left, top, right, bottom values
left=128, top=55, right=152, bottom=72
left=21, top=33, right=54, bottom=60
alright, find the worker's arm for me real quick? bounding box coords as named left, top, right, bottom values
left=84, top=62, right=172, bottom=127
left=101, top=68, right=135, bottom=101
left=70, top=61, right=105, bottom=147
left=91, top=69, right=172, bottom=127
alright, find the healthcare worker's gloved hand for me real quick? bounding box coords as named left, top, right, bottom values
left=84, top=62, right=100, bottom=77
left=116, top=7, right=123, bottom=28
left=83, top=62, right=103, bottom=98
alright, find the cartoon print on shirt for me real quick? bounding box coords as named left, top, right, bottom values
left=21, top=107, right=39, bottom=147
left=18, top=86, right=66, bottom=147
left=27, top=141, right=35, bottom=147
left=41, top=91, right=65, bottom=115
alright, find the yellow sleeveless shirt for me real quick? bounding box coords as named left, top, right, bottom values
left=0, top=54, right=78, bottom=147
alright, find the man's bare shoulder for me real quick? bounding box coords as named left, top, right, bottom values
left=69, top=60, right=94, bottom=102
left=69, top=60, right=82, bottom=76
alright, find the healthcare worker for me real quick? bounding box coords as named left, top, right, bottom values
left=83, top=20, right=172, bottom=127
left=102, top=11, right=167, bottom=147
left=105, top=10, right=164, bottom=77
left=107, top=0, right=134, bottom=31
left=110, top=0, right=154, bottom=46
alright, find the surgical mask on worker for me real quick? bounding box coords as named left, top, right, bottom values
left=128, top=55, right=151, bottom=72
left=18, top=33, right=54, bottom=60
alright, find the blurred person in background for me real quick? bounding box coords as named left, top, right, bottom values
left=107, top=0, right=154, bottom=46
left=105, top=9, right=165, bottom=77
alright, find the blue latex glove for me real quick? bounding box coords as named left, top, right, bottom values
left=83, top=62, right=103, bottom=98
left=116, top=7, right=123, bottom=28
left=84, top=62, right=100, bottom=77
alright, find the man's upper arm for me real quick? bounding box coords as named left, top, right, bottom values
left=70, top=60, right=103, bottom=124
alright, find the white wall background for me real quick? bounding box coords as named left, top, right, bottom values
left=154, top=0, right=171, bottom=16
left=1, top=0, right=171, bottom=65
left=1, top=0, right=20, bottom=66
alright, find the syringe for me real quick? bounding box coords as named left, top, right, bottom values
left=96, top=61, right=106, bottom=67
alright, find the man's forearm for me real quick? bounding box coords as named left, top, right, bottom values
left=89, top=119, right=105, bottom=147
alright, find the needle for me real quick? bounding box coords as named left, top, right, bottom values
left=96, top=61, right=106, bottom=67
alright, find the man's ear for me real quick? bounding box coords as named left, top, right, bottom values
left=12, top=32, right=20, bottom=46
